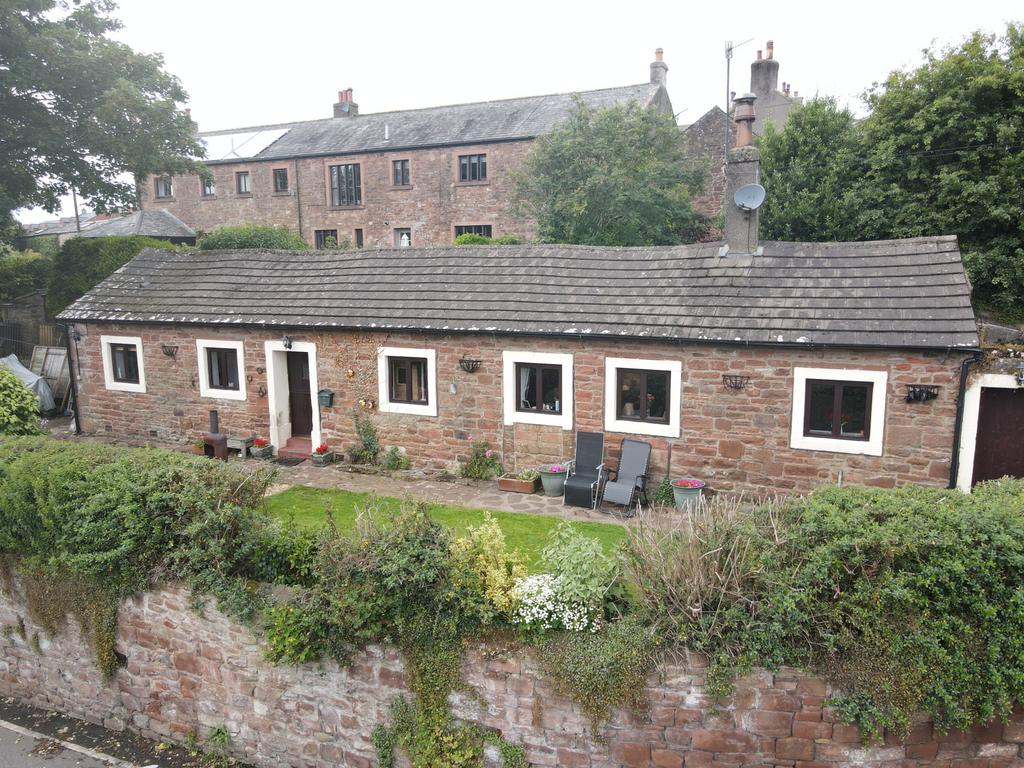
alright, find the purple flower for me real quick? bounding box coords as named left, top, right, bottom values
left=549, top=464, right=565, bottom=473
left=485, top=449, right=494, bottom=458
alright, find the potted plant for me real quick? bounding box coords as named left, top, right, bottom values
left=191, top=439, right=206, bottom=456
left=498, top=468, right=541, bottom=494
left=538, top=464, right=568, bottom=497
left=311, top=442, right=335, bottom=466
left=251, top=437, right=274, bottom=459
left=672, top=478, right=705, bottom=511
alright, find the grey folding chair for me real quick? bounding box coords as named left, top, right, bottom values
left=599, top=439, right=651, bottom=517
left=563, top=431, right=606, bottom=509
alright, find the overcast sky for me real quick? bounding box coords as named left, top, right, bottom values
left=17, top=0, right=1020, bottom=223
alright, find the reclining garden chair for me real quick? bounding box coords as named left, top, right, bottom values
left=599, top=439, right=651, bottom=517
left=562, top=431, right=605, bottom=509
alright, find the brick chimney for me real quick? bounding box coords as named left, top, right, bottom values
left=333, top=88, right=359, bottom=118
left=650, top=48, right=668, bottom=86
left=750, top=39, right=779, bottom=101
left=723, top=93, right=762, bottom=256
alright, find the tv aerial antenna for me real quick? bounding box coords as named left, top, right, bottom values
left=724, top=38, right=754, bottom=158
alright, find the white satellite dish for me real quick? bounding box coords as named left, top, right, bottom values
left=734, top=183, right=766, bottom=211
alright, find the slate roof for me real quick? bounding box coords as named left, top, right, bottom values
left=79, top=209, right=195, bottom=239
left=201, top=84, right=661, bottom=162
left=58, top=236, right=979, bottom=351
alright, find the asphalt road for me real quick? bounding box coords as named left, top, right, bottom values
left=0, top=723, right=124, bottom=767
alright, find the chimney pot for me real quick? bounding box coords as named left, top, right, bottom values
left=655, top=47, right=663, bottom=62
left=333, top=88, right=359, bottom=118
left=732, top=93, right=756, bottom=148
left=766, top=40, right=774, bottom=59
left=650, top=49, right=668, bottom=86
left=756, top=50, right=762, bottom=60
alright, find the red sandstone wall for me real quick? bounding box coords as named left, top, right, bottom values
left=0, top=584, right=1020, bottom=768
left=68, top=322, right=965, bottom=496
left=139, top=141, right=537, bottom=248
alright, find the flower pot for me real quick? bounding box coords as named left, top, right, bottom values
left=311, top=451, right=335, bottom=466
left=672, top=479, right=705, bottom=511
left=539, top=469, right=567, bottom=497
left=251, top=445, right=274, bottom=459
left=498, top=475, right=540, bottom=494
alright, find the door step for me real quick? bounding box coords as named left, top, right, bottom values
left=278, top=436, right=312, bottom=460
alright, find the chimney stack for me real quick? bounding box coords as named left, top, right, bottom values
left=333, top=88, right=359, bottom=118
left=650, top=48, right=668, bottom=86
left=750, top=39, right=780, bottom=100
left=723, top=93, right=762, bottom=256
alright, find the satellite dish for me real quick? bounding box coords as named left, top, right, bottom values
left=734, top=183, right=766, bottom=211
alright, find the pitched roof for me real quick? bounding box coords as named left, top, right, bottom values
left=200, top=84, right=661, bottom=162
left=23, top=212, right=100, bottom=237
left=58, top=236, right=979, bottom=351
left=79, top=209, right=195, bottom=239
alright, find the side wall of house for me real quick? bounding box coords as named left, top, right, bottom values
left=139, top=140, right=537, bottom=248
left=68, top=322, right=964, bottom=496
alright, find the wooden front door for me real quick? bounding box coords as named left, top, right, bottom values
left=972, top=387, right=1024, bottom=485
left=286, top=351, right=313, bottom=437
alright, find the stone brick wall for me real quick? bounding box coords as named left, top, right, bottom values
left=139, top=140, right=537, bottom=248
left=684, top=108, right=732, bottom=223
left=68, top=321, right=966, bottom=496
left=1, top=583, right=1021, bottom=767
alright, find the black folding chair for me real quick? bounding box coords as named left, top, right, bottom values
left=563, top=431, right=605, bottom=509
left=599, top=439, right=651, bottom=517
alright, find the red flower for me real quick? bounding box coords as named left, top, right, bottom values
left=672, top=478, right=705, bottom=489
left=254, top=438, right=269, bottom=448
left=314, top=443, right=330, bottom=455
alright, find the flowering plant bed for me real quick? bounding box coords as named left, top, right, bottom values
left=671, top=478, right=705, bottom=510
left=498, top=470, right=540, bottom=494
left=251, top=438, right=273, bottom=459
left=538, top=464, right=567, bottom=497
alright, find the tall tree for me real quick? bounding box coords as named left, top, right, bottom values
left=0, top=1, right=206, bottom=218
left=514, top=98, right=704, bottom=246
left=758, top=98, right=863, bottom=242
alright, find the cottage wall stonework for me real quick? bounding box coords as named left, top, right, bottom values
left=0, top=584, right=1020, bottom=768
left=139, top=140, right=537, bottom=248
left=68, top=321, right=967, bottom=495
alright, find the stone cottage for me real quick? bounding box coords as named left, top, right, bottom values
left=138, top=53, right=675, bottom=249
left=58, top=97, right=985, bottom=497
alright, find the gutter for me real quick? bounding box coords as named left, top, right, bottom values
left=948, top=350, right=984, bottom=489
left=56, top=322, right=82, bottom=435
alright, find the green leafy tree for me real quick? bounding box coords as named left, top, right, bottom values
left=47, top=235, right=171, bottom=314
left=198, top=224, right=308, bottom=251
left=0, top=249, right=53, bottom=301
left=515, top=98, right=704, bottom=245
left=758, top=98, right=863, bottom=242
left=0, top=370, right=41, bottom=435
left=0, top=1, right=205, bottom=219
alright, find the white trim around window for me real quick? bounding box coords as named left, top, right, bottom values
left=99, top=335, right=146, bottom=393
left=604, top=357, right=682, bottom=438
left=377, top=347, right=437, bottom=416
left=196, top=339, right=246, bottom=401
left=502, top=351, right=574, bottom=430
left=790, top=367, right=888, bottom=456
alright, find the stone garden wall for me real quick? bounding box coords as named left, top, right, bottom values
left=1, top=583, right=1021, bottom=767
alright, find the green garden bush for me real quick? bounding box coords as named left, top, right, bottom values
left=198, top=224, right=308, bottom=251
left=0, top=369, right=41, bottom=436
left=48, top=236, right=172, bottom=314
left=0, top=248, right=52, bottom=302
left=452, top=233, right=492, bottom=246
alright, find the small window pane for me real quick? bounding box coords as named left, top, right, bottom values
left=807, top=382, right=835, bottom=434
left=541, top=368, right=561, bottom=412
left=273, top=168, right=288, bottom=192
left=619, top=371, right=642, bottom=418
left=645, top=371, right=669, bottom=420
left=518, top=365, right=537, bottom=410
left=155, top=177, right=172, bottom=198
left=840, top=384, right=869, bottom=438
left=202, top=177, right=215, bottom=197
left=330, top=163, right=362, bottom=206
left=236, top=172, right=250, bottom=194
left=111, top=344, right=139, bottom=383
left=207, top=348, right=239, bottom=391
left=516, top=363, right=561, bottom=414
left=389, top=357, right=428, bottom=404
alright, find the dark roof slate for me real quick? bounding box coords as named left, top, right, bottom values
left=57, top=236, right=979, bottom=350
left=210, top=84, right=660, bottom=161
left=79, top=209, right=195, bottom=239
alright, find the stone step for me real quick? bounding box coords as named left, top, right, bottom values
left=278, top=436, right=312, bottom=459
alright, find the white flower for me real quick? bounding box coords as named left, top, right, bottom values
left=510, top=574, right=598, bottom=632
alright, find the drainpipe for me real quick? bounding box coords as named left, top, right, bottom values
left=294, top=159, right=303, bottom=243
left=57, top=322, right=82, bottom=434
left=948, top=350, right=983, bottom=489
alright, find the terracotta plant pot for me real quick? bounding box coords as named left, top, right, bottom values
left=311, top=451, right=335, bottom=466
left=497, top=475, right=540, bottom=494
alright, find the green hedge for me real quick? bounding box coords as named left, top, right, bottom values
left=198, top=224, right=307, bottom=251
left=48, top=236, right=172, bottom=314
left=0, top=249, right=52, bottom=302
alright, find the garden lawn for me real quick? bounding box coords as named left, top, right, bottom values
left=264, top=485, right=627, bottom=571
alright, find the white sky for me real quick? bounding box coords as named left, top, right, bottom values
left=17, top=0, right=1020, bottom=223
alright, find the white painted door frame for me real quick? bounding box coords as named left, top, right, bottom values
left=956, top=372, right=1020, bottom=492
left=264, top=340, right=321, bottom=453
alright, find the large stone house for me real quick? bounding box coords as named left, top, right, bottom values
left=59, top=100, right=994, bottom=497
left=138, top=53, right=674, bottom=249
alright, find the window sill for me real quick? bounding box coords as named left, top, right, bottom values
left=456, top=180, right=490, bottom=187
left=236, top=193, right=253, bottom=198
left=328, top=205, right=365, bottom=211
left=606, top=417, right=679, bottom=439
left=380, top=399, right=435, bottom=417
left=390, top=185, right=413, bottom=191
left=199, top=389, right=247, bottom=402
left=272, top=191, right=291, bottom=197
left=154, top=197, right=175, bottom=203
left=200, top=195, right=217, bottom=201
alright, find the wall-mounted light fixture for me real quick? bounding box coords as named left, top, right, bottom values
left=282, top=335, right=293, bottom=350
left=905, top=384, right=939, bottom=402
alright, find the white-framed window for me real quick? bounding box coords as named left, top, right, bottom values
left=502, top=351, right=573, bottom=430
left=196, top=339, right=246, bottom=401
left=100, top=335, right=147, bottom=393
left=377, top=347, right=437, bottom=416
left=790, top=367, right=888, bottom=456
left=604, top=357, right=682, bottom=438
